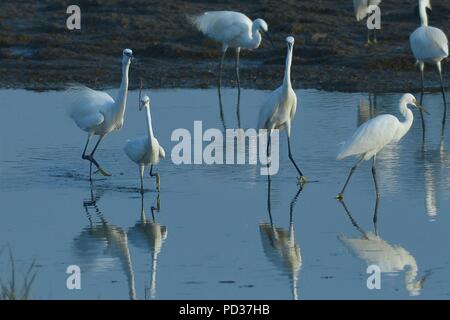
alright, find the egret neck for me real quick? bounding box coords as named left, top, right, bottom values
left=114, top=60, right=131, bottom=128
left=145, top=106, right=155, bottom=149
left=250, top=23, right=262, bottom=49
left=395, top=97, right=415, bottom=141
left=283, top=45, right=293, bottom=90
left=419, top=1, right=429, bottom=27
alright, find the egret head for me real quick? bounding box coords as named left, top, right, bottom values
left=402, top=93, right=429, bottom=114
left=254, top=19, right=269, bottom=32
left=123, top=48, right=134, bottom=64
left=286, top=36, right=295, bottom=51
left=139, top=95, right=150, bottom=111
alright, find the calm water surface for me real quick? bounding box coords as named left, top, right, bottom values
left=0, top=88, right=450, bottom=299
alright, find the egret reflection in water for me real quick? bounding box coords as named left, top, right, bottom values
left=338, top=200, right=430, bottom=296
left=128, top=195, right=167, bottom=300
left=72, top=186, right=136, bottom=300
left=259, top=181, right=302, bottom=300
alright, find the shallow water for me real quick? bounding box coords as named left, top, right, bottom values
left=0, top=88, right=450, bottom=300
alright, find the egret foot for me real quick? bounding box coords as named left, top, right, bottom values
left=335, top=194, right=344, bottom=201
left=94, top=167, right=112, bottom=177
left=298, top=176, right=308, bottom=186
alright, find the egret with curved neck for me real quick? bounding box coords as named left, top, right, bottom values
left=69, top=48, right=133, bottom=180
left=191, top=11, right=274, bottom=127
left=336, top=93, right=429, bottom=200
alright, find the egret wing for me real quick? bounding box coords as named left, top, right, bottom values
left=337, top=115, right=398, bottom=160
left=410, top=26, right=449, bottom=61
left=191, top=11, right=251, bottom=44
left=124, top=136, right=148, bottom=164
left=257, top=87, right=283, bottom=130
left=68, top=86, right=115, bottom=131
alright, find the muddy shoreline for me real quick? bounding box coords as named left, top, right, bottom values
left=1, top=0, right=450, bottom=93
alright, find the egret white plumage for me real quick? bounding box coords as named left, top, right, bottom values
left=336, top=94, right=428, bottom=200
left=69, top=48, right=133, bottom=180
left=257, top=36, right=306, bottom=184
left=124, top=90, right=165, bottom=194
left=410, top=0, right=449, bottom=132
left=353, top=0, right=382, bottom=43
left=190, top=11, right=274, bottom=96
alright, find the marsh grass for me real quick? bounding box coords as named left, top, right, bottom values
left=0, top=246, right=38, bottom=300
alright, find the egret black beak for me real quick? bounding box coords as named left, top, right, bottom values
left=416, top=103, right=430, bottom=115
left=139, top=101, right=144, bottom=111
left=262, top=30, right=276, bottom=49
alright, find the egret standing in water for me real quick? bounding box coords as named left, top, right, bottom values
left=69, top=49, right=133, bottom=180
left=336, top=94, right=428, bottom=200
left=410, top=0, right=448, bottom=134
left=353, top=0, right=382, bottom=44
left=190, top=11, right=274, bottom=127
left=124, top=89, right=165, bottom=194
left=258, top=36, right=306, bottom=184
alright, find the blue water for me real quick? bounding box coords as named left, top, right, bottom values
left=0, top=88, right=450, bottom=299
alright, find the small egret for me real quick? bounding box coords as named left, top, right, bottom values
left=69, top=48, right=134, bottom=180
left=410, top=0, right=449, bottom=132
left=124, top=89, right=165, bottom=193
left=258, top=36, right=306, bottom=184
left=190, top=11, right=274, bottom=97
left=353, top=0, right=382, bottom=43
left=336, top=94, right=428, bottom=200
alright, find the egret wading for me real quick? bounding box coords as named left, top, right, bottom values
left=190, top=11, right=274, bottom=127
left=258, top=36, right=306, bottom=184
left=336, top=94, right=428, bottom=200
left=69, top=49, right=133, bottom=181
left=353, top=0, right=382, bottom=44
left=124, top=89, right=165, bottom=194
left=410, top=0, right=449, bottom=136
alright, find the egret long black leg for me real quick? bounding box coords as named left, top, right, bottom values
left=336, top=158, right=363, bottom=200
left=140, top=165, right=145, bottom=195
left=81, top=134, right=93, bottom=181
left=88, top=135, right=111, bottom=177
left=235, top=48, right=241, bottom=128
left=371, top=156, right=380, bottom=199
left=438, top=64, right=447, bottom=137
left=218, top=49, right=227, bottom=130
left=287, top=133, right=305, bottom=184
left=149, top=165, right=161, bottom=192
left=373, top=195, right=380, bottom=236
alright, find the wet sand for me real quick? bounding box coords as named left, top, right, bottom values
left=1, top=0, right=450, bottom=92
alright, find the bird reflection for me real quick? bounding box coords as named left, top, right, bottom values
left=357, top=93, right=377, bottom=126
left=259, top=182, right=302, bottom=300
left=73, top=186, right=136, bottom=300
left=128, top=195, right=167, bottom=300
left=218, top=86, right=241, bottom=130
left=338, top=200, right=430, bottom=296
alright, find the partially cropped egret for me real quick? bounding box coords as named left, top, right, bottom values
left=258, top=36, right=306, bottom=184
left=190, top=11, right=274, bottom=94
left=69, top=48, right=133, bottom=180
left=410, top=0, right=448, bottom=131
left=353, top=0, right=382, bottom=43
left=124, top=89, right=165, bottom=193
left=336, top=94, right=428, bottom=200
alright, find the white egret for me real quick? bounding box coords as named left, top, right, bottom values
left=190, top=11, right=274, bottom=95
left=69, top=48, right=133, bottom=180
left=336, top=94, right=428, bottom=199
left=257, top=36, right=306, bottom=184
left=124, top=90, right=165, bottom=193
left=353, top=0, right=382, bottom=43
left=410, top=0, right=448, bottom=132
